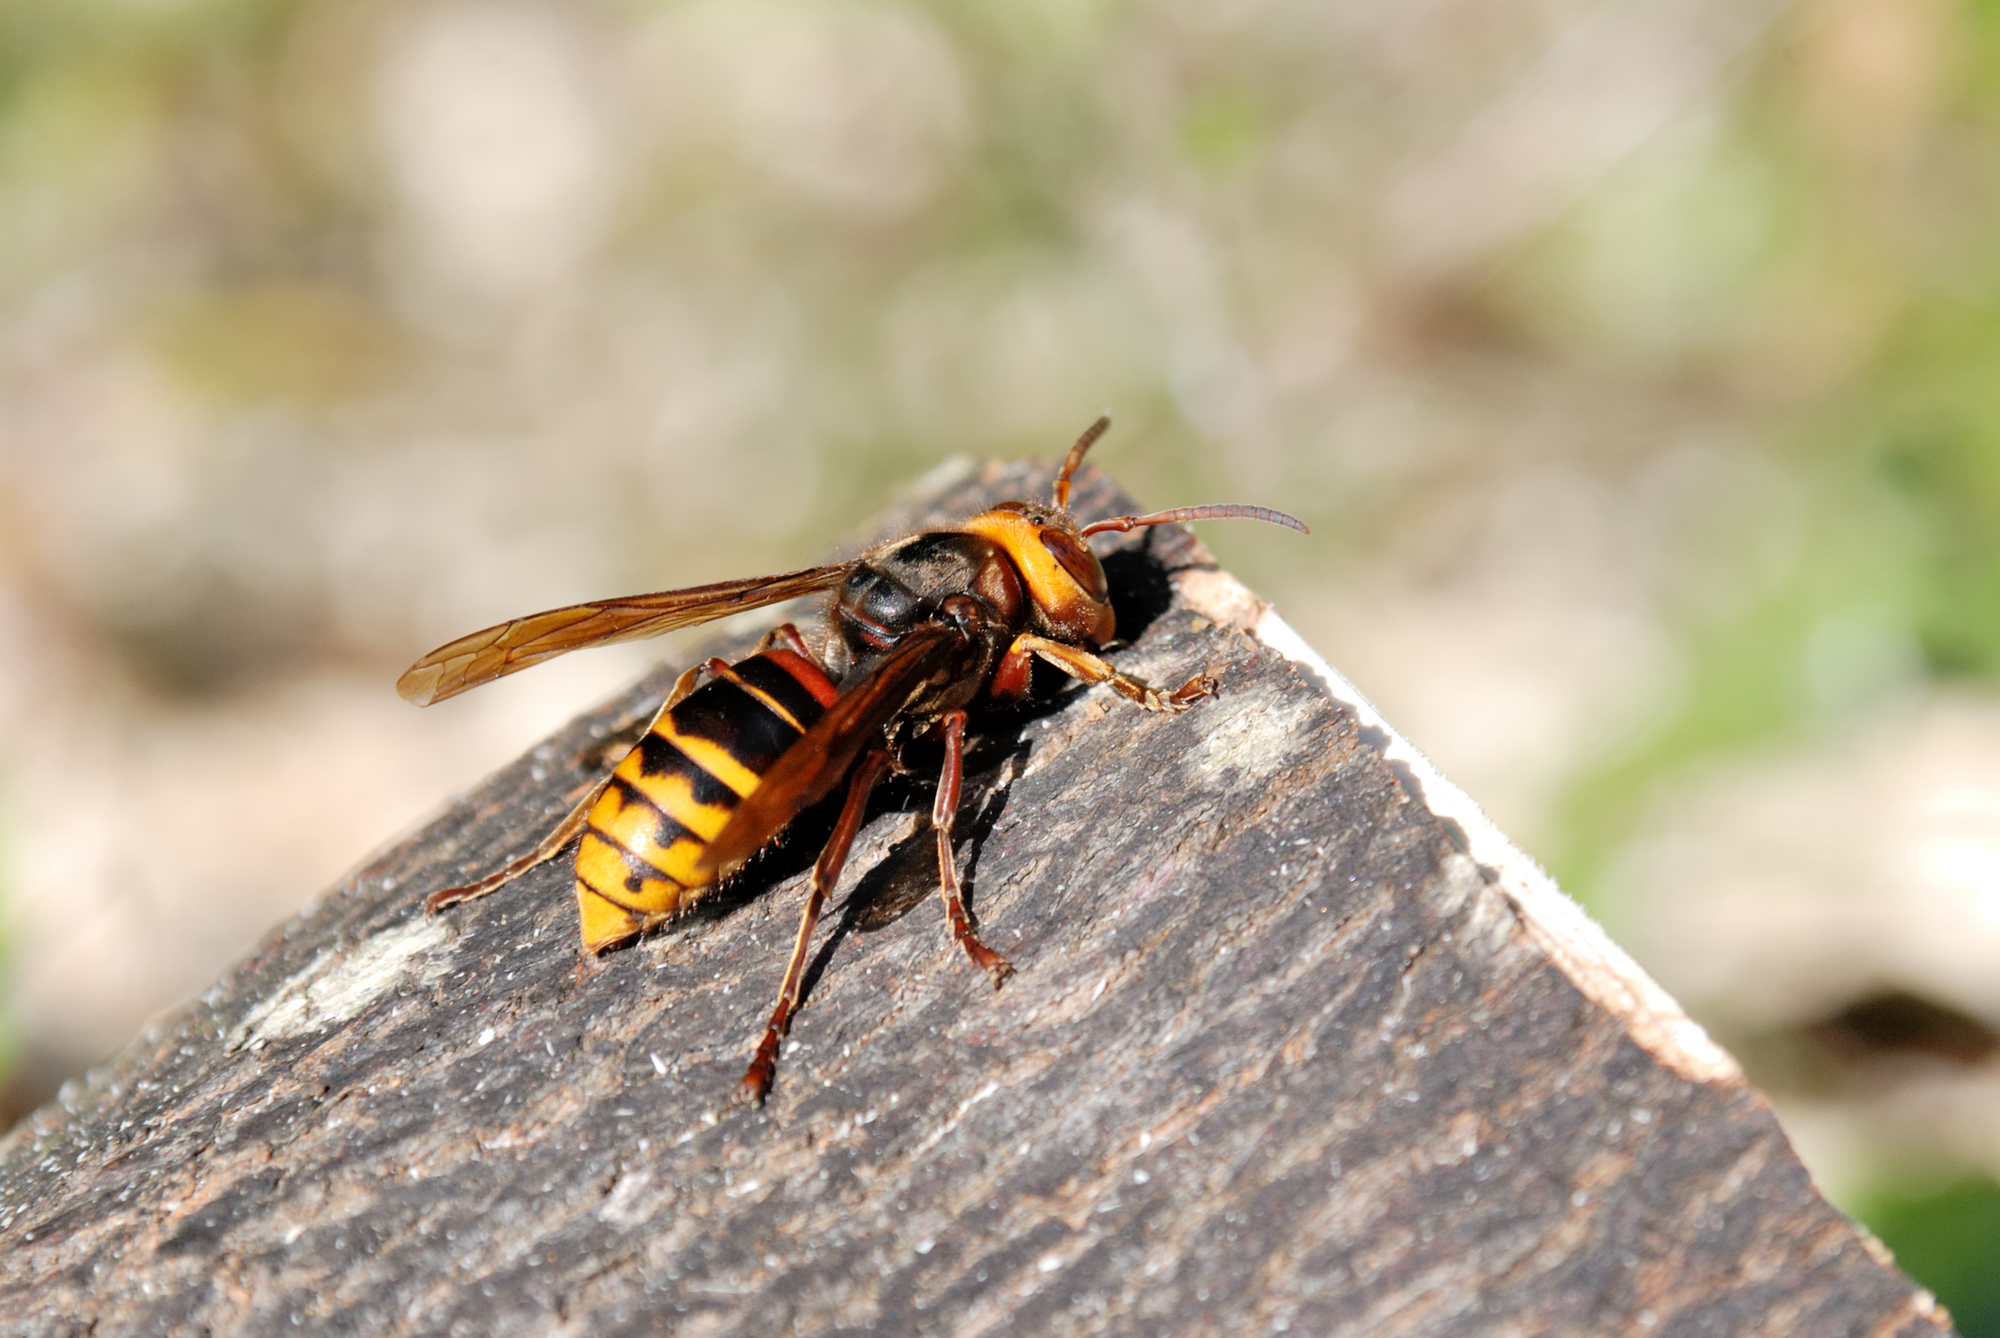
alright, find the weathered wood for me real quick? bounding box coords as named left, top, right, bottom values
left=0, top=461, right=1951, bottom=1337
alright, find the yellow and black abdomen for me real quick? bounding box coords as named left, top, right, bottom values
left=574, top=650, right=837, bottom=951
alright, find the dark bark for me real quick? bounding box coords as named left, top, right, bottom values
left=0, top=461, right=1951, bottom=1337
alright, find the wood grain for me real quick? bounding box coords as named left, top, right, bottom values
left=0, top=461, right=1951, bottom=1337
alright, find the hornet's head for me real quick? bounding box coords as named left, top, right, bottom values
left=957, top=416, right=1307, bottom=647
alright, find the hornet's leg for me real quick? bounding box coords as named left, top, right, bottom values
left=933, top=709, right=1012, bottom=985
left=425, top=774, right=613, bottom=912
left=742, top=747, right=891, bottom=1104
left=1006, top=634, right=1217, bottom=713
left=426, top=682, right=689, bottom=913
left=664, top=660, right=711, bottom=708
left=663, top=617, right=816, bottom=708
left=753, top=621, right=819, bottom=661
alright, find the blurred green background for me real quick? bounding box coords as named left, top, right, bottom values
left=2, top=0, right=1997, bottom=1323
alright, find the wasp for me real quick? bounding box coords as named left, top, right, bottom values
left=398, top=418, right=1306, bottom=1100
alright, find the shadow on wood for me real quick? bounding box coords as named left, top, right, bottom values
left=0, top=462, right=1953, bottom=1336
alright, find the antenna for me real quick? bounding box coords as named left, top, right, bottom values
left=1079, top=504, right=1309, bottom=538
left=1053, top=415, right=1112, bottom=511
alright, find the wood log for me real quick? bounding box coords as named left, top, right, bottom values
left=0, top=460, right=1952, bottom=1336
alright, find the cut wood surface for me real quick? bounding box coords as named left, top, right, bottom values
left=0, top=461, right=1952, bottom=1337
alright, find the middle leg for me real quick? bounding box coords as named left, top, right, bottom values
left=933, top=709, right=1013, bottom=985
left=741, top=747, right=891, bottom=1103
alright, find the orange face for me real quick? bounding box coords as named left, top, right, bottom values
left=957, top=501, right=1117, bottom=646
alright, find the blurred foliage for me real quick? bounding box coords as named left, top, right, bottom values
left=1858, top=1175, right=2000, bottom=1337
left=1547, top=0, right=2000, bottom=899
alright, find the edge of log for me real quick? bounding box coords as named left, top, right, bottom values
left=0, top=457, right=1952, bottom=1337
left=1187, top=568, right=1742, bottom=1088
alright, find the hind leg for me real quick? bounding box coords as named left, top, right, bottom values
left=425, top=681, right=690, bottom=912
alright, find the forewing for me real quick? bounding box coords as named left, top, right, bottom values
left=695, top=623, right=960, bottom=880
left=396, top=565, right=854, bottom=705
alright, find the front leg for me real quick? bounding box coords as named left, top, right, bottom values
left=1005, top=634, right=1216, bottom=713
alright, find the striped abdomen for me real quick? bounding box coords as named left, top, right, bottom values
left=575, top=649, right=838, bottom=951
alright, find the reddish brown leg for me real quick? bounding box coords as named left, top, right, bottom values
left=425, top=690, right=689, bottom=915
left=424, top=773, right=611, bottom=912
left=742, top=748, right=891, bottom=1104
left=754, top=621, right=818, bottom=660
left=664, top=660, right=711, bottom=708
left=669, top=620, right=816, bottom=709
left=1008, top=634, right=1217, bottom=712
left=986, top=641, right=1035, bottom=704
left=934, top=710, right=1014, bottom=985
left=428, top=681, right=695, bottom=912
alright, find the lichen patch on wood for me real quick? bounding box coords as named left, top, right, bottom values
left=227, top=915, right=454, bottom=1051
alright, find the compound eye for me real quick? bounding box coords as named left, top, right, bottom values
left=1041, top=528, right=1107, bottom=599
left=993, top=500, right=1029, bottom=513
